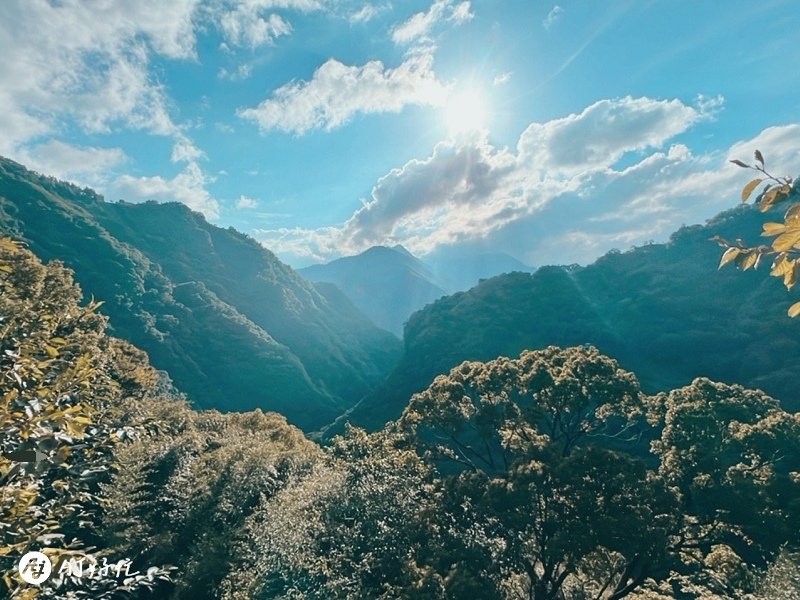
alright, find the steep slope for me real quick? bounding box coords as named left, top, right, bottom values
left=0, top=157, right=401, bottom=430
left=338, top=206, right=800, bottom=432
left=299, top=245, right=447, bottom=336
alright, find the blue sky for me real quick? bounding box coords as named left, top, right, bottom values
left=2, top=0, right=799, bottom=267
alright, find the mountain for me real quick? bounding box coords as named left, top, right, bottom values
left=298, top=245, right=534, bottom=337
left=0, top=157, right=401, bottom=431
left=299, top=245, right=447, bottom=336
left=335, top=206, right=800, bottom=432
left=425, top=249, right=535, bottom=292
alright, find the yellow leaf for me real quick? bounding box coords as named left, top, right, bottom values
left=739, top=252, right=758, bottom=271
left=786, top=203, right=800, bottom=223
left=762, top=222, right=786, bottom=236
left=741, top=178, right=763, bottom=202
left=44, top=345, right=59, bottom=358
left=789, top=301, right=800, bottom=318
left=772, top=227, right=800, bottom=252
left=719, top=247, right=740, bottom=269
left=772, top=255, right=799, bottom=289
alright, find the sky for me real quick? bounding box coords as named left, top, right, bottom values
left=1, top=0, right=799, bottom=268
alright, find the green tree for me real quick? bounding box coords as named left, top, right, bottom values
left=262, top=346, right=800, bottom=600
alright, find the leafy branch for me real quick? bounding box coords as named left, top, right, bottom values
left=714, top=150, right=800, bottom=317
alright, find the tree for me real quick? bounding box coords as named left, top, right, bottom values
left=224, top=426, right=440, bottom=600
left=397, top=346, right=678, bottom=600
left=269, top=346, right=800, bottom=600
left=0, top=238, right=171, bottom=598
left=714, top=150, right=800, bottom=316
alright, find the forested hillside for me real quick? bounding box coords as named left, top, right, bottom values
left=0, top=157, right=400, bottom=430
left=341, top=206, right=800, bottom=432
left=2, top=239, right=798, bottom=599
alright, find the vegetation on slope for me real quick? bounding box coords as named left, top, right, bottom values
left=0, top=239, right=319, bottom=598
left=343, top=205, right=800, bottom=432
left=0, top=157, right=400, bottom=430
left=2, top=241, right=798, bottom=599
left=231, top=347, right=800, bottom=599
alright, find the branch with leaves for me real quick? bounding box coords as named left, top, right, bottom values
left=713, top=150, right=800, bottom=317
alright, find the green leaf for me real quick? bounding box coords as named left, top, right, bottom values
left=730, top=159, right=750, bottom=168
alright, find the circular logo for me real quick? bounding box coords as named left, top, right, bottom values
left=18, top=551, right=52, bottom=585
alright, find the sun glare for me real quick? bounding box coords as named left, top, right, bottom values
left=443, top=89, right=487, bottom=137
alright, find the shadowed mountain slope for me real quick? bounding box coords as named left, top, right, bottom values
left=336, top=206, right=800, bottom=433
left=0, top=157, right=401, bottom=430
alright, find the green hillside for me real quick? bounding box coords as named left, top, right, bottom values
left=340, top=205, right=800, bottom=432
left=0, top=157, right=400, bottom=431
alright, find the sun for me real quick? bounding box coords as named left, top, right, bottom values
left=443, top=89, right=488, bottom=137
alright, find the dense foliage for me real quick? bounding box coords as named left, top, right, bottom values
left=341, top=205, right=800, bottom=432
left=0, top=238, right=173, bottom=598
left=0, top=240, right=323, bottom=599
left=252, top=348, right=800, bottom=599
left=2, top=240, right=798, bottom=599
left=0, top=157, right=400, bottom=431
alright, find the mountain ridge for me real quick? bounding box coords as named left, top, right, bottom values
left=0, top=156, right=401, bottom=431
left=335, top=205, right=800, bottom=433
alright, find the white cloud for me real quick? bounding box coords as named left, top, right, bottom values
left=218, top=63, right=254, bottom=81
left=349, top=4, right=382, bottom=23
left=18, top=140, right=128, bottom=182
left=391, top=0, right=473, bottom=45
left=0, top=0, right=203, bottom=155
left=517, top=96, right=703, bottom=176
left=217, top=9, right=292, bottom=48
left=493, top=72, right=512, bottom=86
left=236, top=195, right=259, bottom=209
left=108, top=162, right=220, bottom=220
left=238, top=53, right=450, bottom=134
left=256, top=95, right=774, bottom=267
left=171, top=136, right=206, bottom=163
left=543, top=5, right=563, bottom=30
left=210, top=0, right=323, bottom=48
left=450, top=2, right=474, bottom=24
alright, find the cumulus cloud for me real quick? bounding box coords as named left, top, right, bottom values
left=18, top=141, right=128, bottom=183
left=108, top=162, right=220, bottom=220
left=341, top=134, right=517, bottom=248
left=0, top=0, right=201, bottom=155
left=238, top=53, right=450, bottom=134
left=543, top=5, right=563, bottom=30
left=391, top=0, right=473, bottom=45
left=517, top=96, right=703, bottom=176
left=236, top=195, right=259, bottom=209
left=256, top=96, right=784, bottom=267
